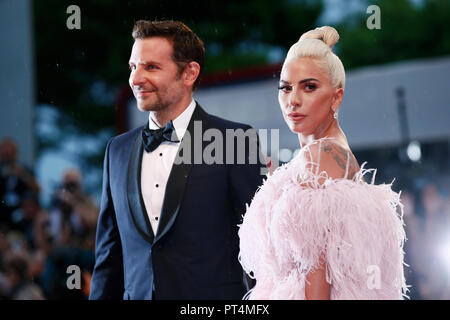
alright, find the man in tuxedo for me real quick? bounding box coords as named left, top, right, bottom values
left=89, top=20, right=265, bottom=300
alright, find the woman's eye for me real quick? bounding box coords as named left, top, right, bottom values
left=305, top=83, right=316, bottom=91
left=145, top=65, right=157, bottom=71
left=278, top=85, right=291, bottom=93
left=129, top=65, right=136, bottom=71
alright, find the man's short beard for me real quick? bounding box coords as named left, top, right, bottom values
left=138, top=86, right=183, bottom=113
left=139, top=97, right=166, bottom=112
left=136, top=69, right=185, bottom=112
left=138, top=100, right=166, bottom=112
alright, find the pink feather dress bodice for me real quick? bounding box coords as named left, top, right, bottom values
left=238, top=138, right=408, bottom=300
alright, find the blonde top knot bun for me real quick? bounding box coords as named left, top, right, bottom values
left=284, top=26, right=345, bottom=89
left=299, top=26, right=339, bottom=50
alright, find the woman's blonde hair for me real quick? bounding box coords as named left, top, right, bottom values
left=284, top=26, right=346, bottom=89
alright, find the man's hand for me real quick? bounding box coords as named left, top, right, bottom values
left=266, top=157, right=276, bottom=175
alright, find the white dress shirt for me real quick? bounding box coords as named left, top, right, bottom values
left=141, top=99, right=196, bottom=235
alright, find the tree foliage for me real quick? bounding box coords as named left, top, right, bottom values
left=33, top=0, right=322, bottom=130
left=337, top=0, right=450, bottom=69
left=32, top=0, right=450, bottom=161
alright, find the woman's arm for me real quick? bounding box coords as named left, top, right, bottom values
left=303, top=140, right=356, bottom=300
left=305, top=256, right=330, bottom=300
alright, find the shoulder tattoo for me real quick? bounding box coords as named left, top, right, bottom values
left=321, top=141, right=359, bottom=179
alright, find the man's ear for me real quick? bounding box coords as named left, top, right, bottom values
left=183, top=61, right=200, bottom=87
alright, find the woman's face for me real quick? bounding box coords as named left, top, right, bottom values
left=278, top=57, right=343, bottom=137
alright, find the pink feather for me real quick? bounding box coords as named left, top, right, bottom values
left=238, top=138, right=409, bottom=300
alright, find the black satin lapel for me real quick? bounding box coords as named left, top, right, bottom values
left=155, top=104, right=209, bottom=242
left=126, top=132, right=155, bottom=243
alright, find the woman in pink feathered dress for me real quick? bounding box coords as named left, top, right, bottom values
left=238, top=26, right=408, bottom=300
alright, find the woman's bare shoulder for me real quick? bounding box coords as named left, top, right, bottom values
left=303, top=139, right=360, bottom=180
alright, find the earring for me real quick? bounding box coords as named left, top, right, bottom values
left=333, top=109, right=338, bottom=119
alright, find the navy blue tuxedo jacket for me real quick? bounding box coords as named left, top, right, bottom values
left=89, top=104, right=265, bottom=300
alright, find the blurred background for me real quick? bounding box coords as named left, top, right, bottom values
left=0, top=0, right=449, bottom=299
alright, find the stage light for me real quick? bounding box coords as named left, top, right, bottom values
left=279, top=148, right=293, bottom=163
left=406, top=140, right=421, bottom=162
left=438, top=237, right=450, bottom=271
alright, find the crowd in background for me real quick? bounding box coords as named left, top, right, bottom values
left=402, top=178, right=450, bottom=299
left=0, top=137, right=98, bottom=299
left=0, top=136, right=449, bottom=299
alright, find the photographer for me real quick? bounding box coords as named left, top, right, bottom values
left=48, top=169, right=98, bottom=249
left=0, top=138, right=40, bottom=229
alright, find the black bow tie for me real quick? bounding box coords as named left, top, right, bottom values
left=142, top=120, right=180, bottom=153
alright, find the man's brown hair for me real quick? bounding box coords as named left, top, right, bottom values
left=132, top=20, right=205, bottom=90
